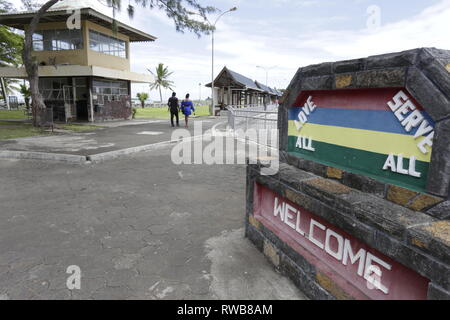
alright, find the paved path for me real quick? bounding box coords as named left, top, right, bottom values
left=0, top=137, right=305, bottom=300
left=0, top=117, right=224, bottom=156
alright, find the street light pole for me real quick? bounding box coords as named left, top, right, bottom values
left=211, top=28, right=215, bottom=116
left=208, top=7, right=237, bottom=116
left=256, top=65, right=277, bottom=87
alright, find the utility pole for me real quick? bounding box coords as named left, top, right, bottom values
left=256, top=65, right=277, bottom=87
left=206, top=7, right=237, bottom=116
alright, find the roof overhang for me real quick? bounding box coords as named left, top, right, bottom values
left=204, top=82, right=264, bottom=92
left=0, top=7, right=157, bottom=42
left=0, top=65, right=154, bottom=83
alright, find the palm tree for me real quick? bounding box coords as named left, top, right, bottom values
left=148, top=63, right=174, bottom=102
left=20, top=83, right=31, bottom=110
left=136, top=92, right=149, bottom=108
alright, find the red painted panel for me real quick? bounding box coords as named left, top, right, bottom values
left=292, top=88, right=423, bottom=111
left=253, top=183, right=430, bottom=300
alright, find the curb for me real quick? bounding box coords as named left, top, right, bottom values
left=0, top=133, right=258, bottom=164
left=0, top=150, right=87, bottom=163
left=88, top=134, right=206, bottom=163
left=0, top=135, right=207, bottom=164
left=88, top=139, right=178, bottom=163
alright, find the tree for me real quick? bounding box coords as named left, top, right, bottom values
left=20, top=0, right=217, bottom=127
left=0, top=1, right=24, bottom=105
left=136, top=92, right=149, bottom=108
left=20, top=84, right=31, bottom=109
left=148, top=63, right=174, bottom=102
left=21, top=0, right=44, bottom=10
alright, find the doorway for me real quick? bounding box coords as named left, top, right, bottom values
left=73, top=77, right=89, bottom=121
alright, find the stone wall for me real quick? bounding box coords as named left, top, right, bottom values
left=246, top=48, right=450, bottom=300
left=246, top=162, right=450, bottom=300
left=279, top=48, right=450, bottom=206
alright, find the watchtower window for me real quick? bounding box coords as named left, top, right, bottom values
left=32, top=28, right=83, bottom=51
left=89, top=30, right=127, bottom=58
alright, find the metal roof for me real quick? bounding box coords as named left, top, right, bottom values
left=205, top=67, right=283, bottom=96
left=0, top=7, right=157, bottom=42
left=205, top=67, right=262, bottom=91
left=255, top=81, right=282, bottom=96
left=255, top=80, right=271, bottom=93
left=227, top=68, right=261, bottom=91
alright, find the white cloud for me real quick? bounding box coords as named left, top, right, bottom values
left=177, top=0, right=450, bottom=98
left=7, top=0, right=450, bottom=101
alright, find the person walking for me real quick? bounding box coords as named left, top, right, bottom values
left=180, top=94, right=195, bottom=128
left=168, top=92, right=180, bottom=127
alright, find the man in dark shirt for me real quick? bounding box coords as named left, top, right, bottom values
left=167, top=92, right=180, bottom=127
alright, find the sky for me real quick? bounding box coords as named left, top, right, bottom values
left=8, top=0, right=450, bottom=102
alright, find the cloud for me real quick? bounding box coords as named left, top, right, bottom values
left=7, top=0, right=450, bottom=102
left=296, top=0, right=450, bottom=60
left=176, top=0, right=450, bottom=97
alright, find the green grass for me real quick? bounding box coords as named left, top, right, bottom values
left=0, top=110, right=28, bottom=120
left=57, top=124, right=104, bottom=132
left=0, top=121, right=104, bottom=140
left=0, top=122, right=51, bottom=140
left=134, top=105, right=210, bottom=119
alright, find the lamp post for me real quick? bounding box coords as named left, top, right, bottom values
left=256, top=65, right=277, bottom=87
left=207, top=7, right=237, bottom=116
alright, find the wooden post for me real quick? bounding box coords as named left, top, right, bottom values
left=0, top=77, right=10, bottom=110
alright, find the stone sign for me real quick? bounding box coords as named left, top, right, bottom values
left=287, top=88, right=434, bottom=192
left=253, top=183, right=429, bottom=300
left=279, top=48, right=450, bottom=199
left=246, top=48, right=450, bottom=300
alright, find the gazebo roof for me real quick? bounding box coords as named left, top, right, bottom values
left=205, top=67, right=262, bottom=91
left=255, top=81, right=282, bottom=97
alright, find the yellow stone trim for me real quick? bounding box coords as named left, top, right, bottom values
left=263, top=241, right=280, bottom=267
left=305, top=178, right=351, bottom=195
left=386, top=185, right=418, bottom=206
left=423, top=221, right=450, bottom=246
left=446, top=64, right=450, bottom=72
left=411, top=238, right=428, bottom=249
left=335, top=74, right=353, bottom=89
left=248, top=215, right=262, bottom=230
left=326, top=167, right=343, bottom=180
left=408, top=194, right=443, bottom=212
left=316, top=272, right=353, bottom=300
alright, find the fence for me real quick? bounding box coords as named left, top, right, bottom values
left=227, top=104, right=278, bottom=147
left=132, top=102, right=205, bottom=108
left=41, top=108, right=54, bottom=131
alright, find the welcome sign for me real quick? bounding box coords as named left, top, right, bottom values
left=253, top=183, right=430, bottom=300
left=287, top=88, right=435, bottom=192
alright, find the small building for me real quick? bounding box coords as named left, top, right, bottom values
left=255, top=81, right=281, bottom=105
left=0, top=0, right=156, bottom=122
left=205, top=66, right=282, bottom=114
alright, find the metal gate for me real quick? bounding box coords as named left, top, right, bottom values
left=63, top=85, right=74, bottom=123
left=227, top=104, right=278, bottom=147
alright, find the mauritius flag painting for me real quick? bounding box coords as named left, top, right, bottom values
left=287, top=88, right=435, bottom=192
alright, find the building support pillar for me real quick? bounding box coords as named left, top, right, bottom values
left=88, top=77, right=94, bottom=123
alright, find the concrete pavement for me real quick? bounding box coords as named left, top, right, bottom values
left=0, top=117, right=223, bottom=157
left=0, top=137, right=306, bottom=300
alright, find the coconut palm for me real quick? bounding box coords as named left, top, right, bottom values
left=20, top=83, right=32, bottom=109
left=148, top=63, right=174, bottom=102
left=136, top=92, right=149, bottom=108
